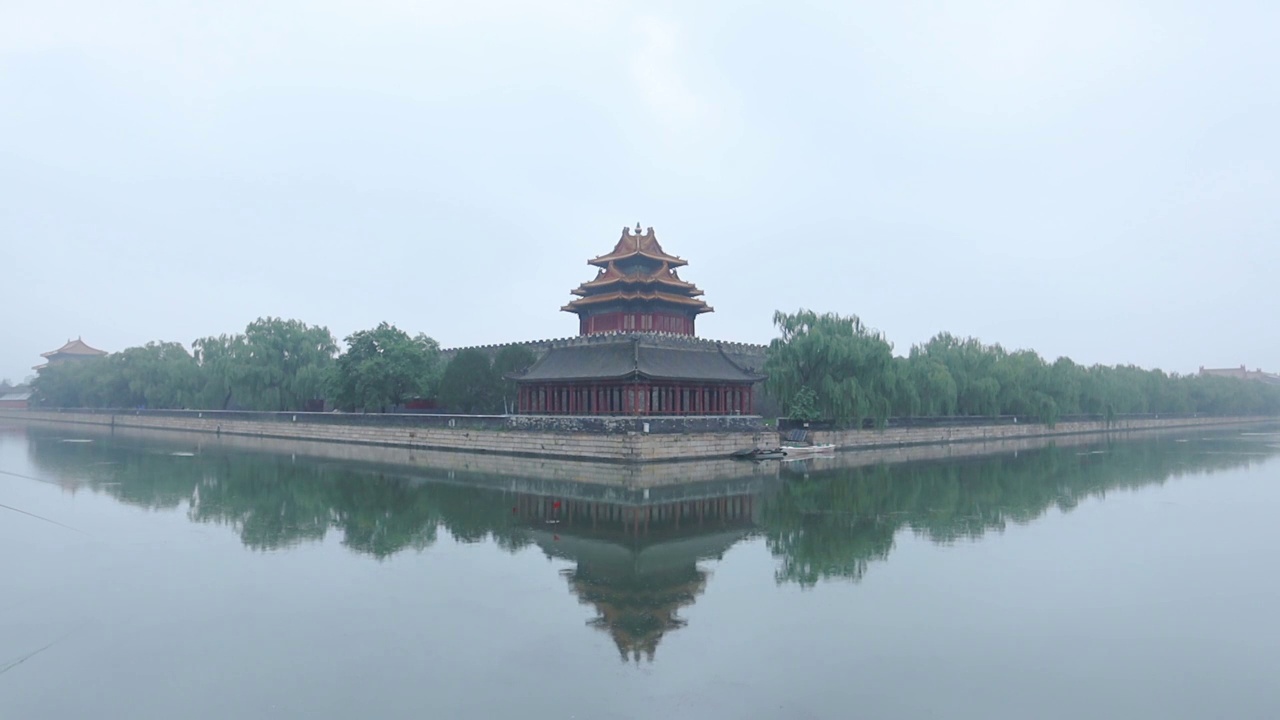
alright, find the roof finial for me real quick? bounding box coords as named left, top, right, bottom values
left=635, top=222, right=642, bottom=234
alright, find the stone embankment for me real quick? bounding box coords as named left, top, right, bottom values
left=0, top=410, right=1268, bottom=462
left=808, top=415, right=1263, bottom=450
left=2, top=409, right=768, bottom=462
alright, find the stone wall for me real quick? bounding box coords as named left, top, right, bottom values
left=809, top=415, right=1264, bottom=449
left=18, top=408, right=766, bottom=435
left=2, top=409, right=1268, bottom=463
left=15, top=421, right=782, bottom=495
left=3, top=410, right=775, bottom=462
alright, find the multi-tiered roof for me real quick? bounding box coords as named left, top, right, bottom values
left=561, top=224, right=713, bottom=321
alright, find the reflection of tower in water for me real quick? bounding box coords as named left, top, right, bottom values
left=515, top=492, right=758, bottom=662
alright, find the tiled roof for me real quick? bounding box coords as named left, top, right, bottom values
left=513, top=338, right=765, bottom=383
left=587, top=225, right=688, bottom=268
left=41, top=338, right=107, bottom=358
left=571, top=262, right=703, bottom=296
left=561, top=290, right=714, bottom=313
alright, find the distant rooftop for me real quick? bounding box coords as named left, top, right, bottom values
left=1199, top=365, right=1280, bottom=385
left=41, top=338, right=107, bottom=358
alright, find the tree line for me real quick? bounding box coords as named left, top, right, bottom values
left=32, top=316, right=536, bottom=414
left=31, top=309, right=1280, bottom=421
left=764, top=309, right=1280, bottom=426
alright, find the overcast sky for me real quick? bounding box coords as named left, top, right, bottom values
left=2, top=0, right=1276, bottom=382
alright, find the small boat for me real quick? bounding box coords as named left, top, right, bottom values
left=730, top=447, right=788, bottom=461
left=779, top=444, right=836, bottom=459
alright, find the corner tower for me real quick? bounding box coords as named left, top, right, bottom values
left=562, top=224, right=712, bottom=336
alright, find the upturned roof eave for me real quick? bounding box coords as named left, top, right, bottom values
left=514, top=370, right=762, bottom=385
left=587, top=251, right=688, bottom=269
left=561, top=293, right=714, bottom=313
left=560, top=305, right=716, bottom=315
left=572, top=277, right=704, bottom=296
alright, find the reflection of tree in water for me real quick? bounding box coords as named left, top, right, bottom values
left=25, top=428, right=1280, bottom=585
left=763, top=435, right=1280, bottom=586
left=24, top=426, right=1280, bottom=662
left=25, top=432, right=531, bottom=558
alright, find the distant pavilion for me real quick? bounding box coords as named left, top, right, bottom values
left=34, top=338, right=107, bottom=372
left=510, top=225, right=765, bottom=416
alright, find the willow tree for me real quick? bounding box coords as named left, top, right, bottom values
left=764, top=309, right=896, bottom=427
left=193, top=317, right=336, bottom=411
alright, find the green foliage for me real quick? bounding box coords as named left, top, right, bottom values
left=786, top=386, right=819, bottom=422
left=764, top=310, right=896, bottom=427
left=438, top=349, right=500, bottom=414
left=767, top=310, right=1280, bottom=422
left=193, top=317, right=336, bottom=411
left=35, top=317, right=335, bottom=411
left=331, top=323, right=442, bottom=412
left=33, top=342, right=202, bottom=409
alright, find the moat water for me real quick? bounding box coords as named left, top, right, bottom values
left=3, top=423, right=1279, bottom=719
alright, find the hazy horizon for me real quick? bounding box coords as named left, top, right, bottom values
left=4, top=1, right=1277, bottom=383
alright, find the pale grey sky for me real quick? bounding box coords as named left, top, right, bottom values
left=2, top=0, right=1276, bottom=382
